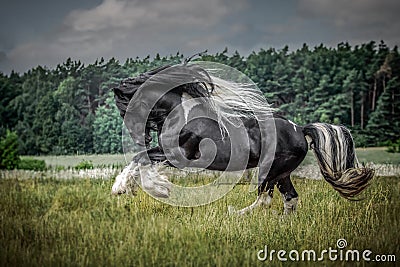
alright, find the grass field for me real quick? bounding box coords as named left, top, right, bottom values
left=1, top=149, right=399, bottom=266
left=25, top=147, right=400, bottom=168
left=22, top=153, right=127, bottom=168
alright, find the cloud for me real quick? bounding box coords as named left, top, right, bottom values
left=0, top=51, right=6, bottom=63
left=4, top=0, right=244, bottom=73
left=297, top=0, right=400, bottom=45
left=2, top=0, right=399, bottom=74
left=66, top=0, right=231, bottom=32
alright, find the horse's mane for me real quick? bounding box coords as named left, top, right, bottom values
left=113, top=64, right=214, bottom=118
left=113, top=63, right=275, bottom=129
left=207, top=74, right=275, bottom=120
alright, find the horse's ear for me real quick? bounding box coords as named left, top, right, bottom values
left=183, top=50, right=208, bottom=65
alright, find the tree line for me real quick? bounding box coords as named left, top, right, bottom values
left=0, top=41, right=399, bottom=155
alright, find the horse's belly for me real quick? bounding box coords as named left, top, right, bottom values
left=202, top=138, right=257, bottom=171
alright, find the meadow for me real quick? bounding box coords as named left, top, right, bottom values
left=1, top=148, right=399, bottom=266
left=24, top=147, right=400, bottom=168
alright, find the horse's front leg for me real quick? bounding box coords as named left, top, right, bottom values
left=111, top=160, right=140, bottom=195
left=132, top=146, right=167, bottom=165
left=111, top=147, right=170, bottom=197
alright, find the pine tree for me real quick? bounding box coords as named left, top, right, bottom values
left=93, top=92, right=123, bottom=154
left=0, top=130, right=20, bottom=169
left=367, top=77, right=400, bottom=144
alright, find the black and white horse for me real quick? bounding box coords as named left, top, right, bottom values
left=111, top=63, right=374, bottom=214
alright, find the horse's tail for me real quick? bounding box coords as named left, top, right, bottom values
left=303, top=123, right=374, bottom=199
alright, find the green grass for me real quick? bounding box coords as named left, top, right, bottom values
left=0, top=176, right=399, bottom=266
left=355, top=147, right=400, bottom=165
left=23, top=154, right=127, bottom=168
left=26, top=147, right=400, bottom=169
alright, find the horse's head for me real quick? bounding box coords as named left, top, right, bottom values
left=115, top=64, right=214, bottom=148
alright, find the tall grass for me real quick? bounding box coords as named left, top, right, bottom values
left=0, top=176, right=398, bottom=266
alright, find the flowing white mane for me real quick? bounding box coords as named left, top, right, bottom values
left=209, top=75, right=275, bottom=118
left=194, top=69, right=275, bottom=136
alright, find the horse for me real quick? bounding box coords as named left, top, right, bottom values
left=111, top=62, right=374, bottom=215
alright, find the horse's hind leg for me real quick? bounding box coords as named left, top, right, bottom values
left=229, top=179, right=275, bottom=215
left=277, top=175, right=298, bottom=215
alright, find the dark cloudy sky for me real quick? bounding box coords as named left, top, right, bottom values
left=1, top=0, right=399, bottom=74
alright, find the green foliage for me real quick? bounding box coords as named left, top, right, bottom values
left=0, top=72, right=22, bottom=130
left=93, top=91, right=123, bottom=154
left=1, top=42, right=399, bottom=154
left=0, top=130, right=20, bottom=170
left=386, top=139, right=400, bottom=153
left=18, top=158, right=47, bottom=171
left=366, top=77, right=400, bottom=145
left=74, top=159, right=94, bottom=170
left=350, top=129, right=369, bottom=148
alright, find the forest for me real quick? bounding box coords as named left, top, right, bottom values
left=0, top=41, right=399, bottom=155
